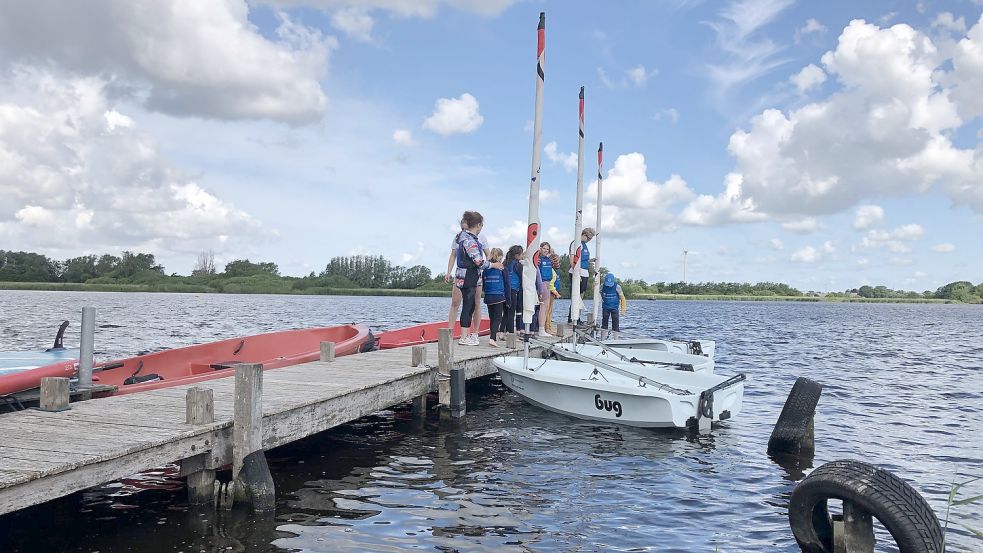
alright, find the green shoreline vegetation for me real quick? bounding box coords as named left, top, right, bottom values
left=1, top=249, right=980, bottom=303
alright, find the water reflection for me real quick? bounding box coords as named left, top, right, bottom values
left=0, top=293, right=980, bottom=551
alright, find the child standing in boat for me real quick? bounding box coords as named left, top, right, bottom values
left=600, top=272, right=627, bottom=339
left=482, top=248, right=509, bottom=347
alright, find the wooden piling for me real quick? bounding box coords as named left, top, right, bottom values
left=39, top=377, right=69, bottom=412
left=411, top=345, right=428, bottom=415
left=232, top=363, right=274, bottom=511
left=505, top=333, right=517, bottom=349
left=833, top=501, right=875, bottom=552
left=437, top=328, right=453, bottom=407
left=320, top=342, right=336, bottom=362
left=184, top=388, right=216, bottom=506
left=78, top=306, right=95, bottom=390
left=450, top=367, right=466, bottom=418
left=411, top=346, right=426, bottom=367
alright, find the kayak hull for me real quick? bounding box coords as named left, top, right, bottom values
left=0, top=325, right=370, bottom=397
left=377, top=319, right=490, bottom=349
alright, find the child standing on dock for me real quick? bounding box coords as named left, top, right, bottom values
left=456, top=211, right=502, bottom=346
left=537, top=242, right=556, bottom=337
left=504, top=245, right=524, bottom=335
left=446, top=215, right=490, bottom=338
left=482, top=248, right=509, bottom=347
left=600, top=272, right=627, bottom=339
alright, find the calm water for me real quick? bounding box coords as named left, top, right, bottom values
left=0, top=291, right=980, bottom=552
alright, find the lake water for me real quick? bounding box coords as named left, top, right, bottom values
left=0, top=290, right=980, bottom=552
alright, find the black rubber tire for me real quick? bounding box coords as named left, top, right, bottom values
left=768, top=376, right=823, bottom=454
left=788, top=460, right=943, bottom=553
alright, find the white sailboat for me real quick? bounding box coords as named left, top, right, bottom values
left=494, top=342, right=745, bottom=428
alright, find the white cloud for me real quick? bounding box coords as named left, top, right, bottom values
left=654, top=108, right=680, bottom=123
left=423, top=93, right=483, bottom=136
left=331, top=7, right=374, bottom=42
left=585, top=153, right=695, bottom=235
left=0, top=1, right=334, bottom=124
left=392, top=128, right=415, bottom=145
left=857, top=223, right=924, bottom=253
left=544, top=141, right=579, bottom=172
left=888, top=256, right=914, bottom=266
left=790, top=64, right=826, bottom=94
left=598, top=64, right=658, bottom=89
left=769, top=238, right=784, bottom=250
left=714, top=19, right=983, bottom=218
left=401, top=241, right=425, bottom=264
left=795, top=18, right=827, bottom=43
left=932, top=12, right=967, bottom=35
left=0, top=70, right=263, bottom=254
left=791, top=246, right=819, bottom=262
left=626, top=64, right=657, bottom=87
left=488, top=220, right=526, bottom=246
left=545, top=226, right=571, bottom=246
left=705, top=0, right=795, bottom=93
left=679, top=173, right=768, bottom=225
left=822, top=240, right=835, bottom=253
left=538, top=189, right=559, bottom=202
left=257, top=0, right=519, bottom=19
left=781, top=217, right=822, bottom=234
left=931, top=243, right=956, bottom=252
left=852, top=205, right=885, bottom=229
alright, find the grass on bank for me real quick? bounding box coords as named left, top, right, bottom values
left=634, top=293, right=954, bottom=304
left=0, top=281, right=963, bottom=303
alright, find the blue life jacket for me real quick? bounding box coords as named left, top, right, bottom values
left=580, top=242, right=590, bottom=270
left=483, top=268, right=505, bottom=297
left=602, top=274, right=620, bottom=310
left=539, top=254, right=553, bottom=281
left=507, top=260, right=521, bottom=289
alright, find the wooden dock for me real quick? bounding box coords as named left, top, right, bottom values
left=0, top=337, right=546, bottom=516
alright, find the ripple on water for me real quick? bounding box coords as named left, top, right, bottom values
left=0, top=293, right=981, bottom=552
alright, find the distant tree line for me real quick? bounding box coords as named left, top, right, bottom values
left=0, top=249, right=980, bottom=302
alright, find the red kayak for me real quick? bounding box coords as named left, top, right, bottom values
left=0, top=324, right=371, bottom=397
left=376, top=320, right=491, bottom=350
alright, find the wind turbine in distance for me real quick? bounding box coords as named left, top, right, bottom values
left=683, top=250, right=688, bottom=283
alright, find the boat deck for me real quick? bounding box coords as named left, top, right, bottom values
left=0, top=338, right=545, bottom=516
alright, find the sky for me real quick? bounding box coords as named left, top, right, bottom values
left=1, top=0, right=982, bottom=293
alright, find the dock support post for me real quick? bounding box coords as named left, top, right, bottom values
left=832, top=501, right=875, bottom=553
left=449, top=367, right=466, bottom=418
left=78, top=306, right=95, bottom=392
left=39, top=377, right=69, bottom=412
left=411, top=345, right=426, bottom=367
left=437, top=328, right=453, bottom=408
left=184, top=387, right=216, bottom=505
left=505, top=333, right=517, bottom=349
left=411, top=345, right=428, bottom=415
left=232, top=363, right=274, bottom=511
left=320, top=342, right=335, bottom=362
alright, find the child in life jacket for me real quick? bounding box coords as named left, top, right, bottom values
left=545, top=250, right=562, bottom=335
left=456, top=211, right=503, bottom=346
left=482, top=248, right=510, bottom=347
left=600, top=272, right=627, bottom=339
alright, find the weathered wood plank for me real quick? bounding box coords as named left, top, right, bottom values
left=0, top=340, right=548, bottom=516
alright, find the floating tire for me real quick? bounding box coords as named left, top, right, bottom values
left=768, top=376, right=822, bottom=455
left=788, top=460, right=943, bottom=553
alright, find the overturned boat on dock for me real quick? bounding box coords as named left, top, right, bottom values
left=494, top=340, right=744, bottom=429
left=0, top=324, right=372, bottom=399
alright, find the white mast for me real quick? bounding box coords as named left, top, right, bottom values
left=522, top=12, right=546, bottom=329
left=569, top=86, right=586, bottom=324
left=591, top=142, right=603, bottom=329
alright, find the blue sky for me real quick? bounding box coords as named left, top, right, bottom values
left=1, top=0, right=981, bottom=292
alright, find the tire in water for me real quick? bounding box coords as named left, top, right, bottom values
left=768, top=376, right=822, bottom=454
left=788, top=459, right=943, bottom=553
